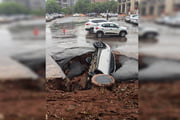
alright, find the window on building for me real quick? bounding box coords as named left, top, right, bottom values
left=149, top=6, right=154, bottom=15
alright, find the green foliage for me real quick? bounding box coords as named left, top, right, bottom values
left=74, top=0, right=118, bottom=13
left=31, top=9, right=45, bottom=16
left=62, top=7, right=73, bottom=14
left=0, top=2, right=29, bottom=15
left=73, top=0, right=91, bottom=13
left=46, top=0, right=62, bottom=14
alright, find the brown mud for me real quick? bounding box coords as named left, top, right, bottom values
left=139, top=81, right=180, bottom=120
left=0, top=80, right=46, bottom=120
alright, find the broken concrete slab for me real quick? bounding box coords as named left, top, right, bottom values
left=46, top=54, right=66, bottom=81
left=52, top=47, right=94, bottom=61
left=112, top=55, right=138, bottom=81
left=0, top=56, right=38, bottom=81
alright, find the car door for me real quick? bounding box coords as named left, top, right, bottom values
left=109, top=23, right=119, bottom=35
left=101, top=23, right=111, bottom=34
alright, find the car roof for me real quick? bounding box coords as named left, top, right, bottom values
left=89, top=18, right=107, bottom=21
left=98, top=22, right=117, bottom=25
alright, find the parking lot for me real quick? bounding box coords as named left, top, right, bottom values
left=46, top=16, right=138, bottom=59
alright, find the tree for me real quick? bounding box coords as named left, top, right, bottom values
left=73, top=0, right=91, bottom=13
left=0, top=2, right=29, bottom=15
left=73, top=0, right=118, bottom=14
left=46, top=0, right=62, bottom=14
left=31, top=8, right=45, bottom=16
left=62, top=7, right=73, bottom=14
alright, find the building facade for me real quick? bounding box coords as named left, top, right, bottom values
left=140, top=0, right=180, bottom=16
left=118, top=0, right=139, bottom=14
left=55, top=0, right=76, bottom=8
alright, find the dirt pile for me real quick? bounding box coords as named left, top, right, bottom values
left=0, top=81, right=46, bottom=120
left=46, top=51, right=138, bottom=119
left=139, top=81, right=180, bottom=120
left=46, top=80, right=138, bottom=120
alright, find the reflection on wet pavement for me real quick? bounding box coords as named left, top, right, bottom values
left=139, top=22, right=180, bottom=60
left=0, top=19, right=45, bottom=79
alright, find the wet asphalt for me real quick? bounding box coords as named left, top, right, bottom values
left=46, top=16, right=138, bottom=59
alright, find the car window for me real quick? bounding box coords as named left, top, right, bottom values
left=109, top=23, right=118, bottom=28
left=102, top=24, right=109, bottom=27
left=92, top=20, right=106, bottom=23
left=97, top=20, right=107, bottom=23
left=91, top=20, right=97, bottom=23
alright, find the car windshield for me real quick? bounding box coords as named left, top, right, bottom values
left=92, top=20, right=106, bottom=23
left=132, top=15, right=137, bottom=17
left=109, top=23, right=118, bottom=28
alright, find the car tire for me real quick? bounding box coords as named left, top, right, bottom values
left=96, top=32, right=104, bottom=38
left=89, top=28, right=94, bottom=33
left=145, top=33, right=157, bottom=39
left=119, top=31, right=126, bottom=37
left=93, top=41, right=106, bottom=48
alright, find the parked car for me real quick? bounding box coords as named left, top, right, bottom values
left=86, top=13, right=97, bottom=17
left=166, top=14, right=180, bottom=27
left=139, top=27, right=159, bottom=39
left=130, top=15, right=139, bottom=25
left=46, top=14, right=54, bottom=22
left=109, top=13, right=118, bottom=17
left=73, top=13, right=80, bottom=17
left=125, top=14, right=138, bottom=23
left=85, top=18, right=107, bottom=33
left=58, top=13, right=65, bottom=18
left=93, top=22, right=128, bottom=38
left=155, top=16, right=171, bottom=24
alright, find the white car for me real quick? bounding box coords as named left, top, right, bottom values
left=73, top=13, right=80, bottom=17
left=93, top=22, right=128, bottom=38
left=125, top=14, right=138, bottom=23
left=85, top=18, right=107, bottom=33
left=166, top=15, right=180, bottom=27
left=155, top=16, right=171, bottom=24
left=139, top=27, right=159, bottom=39
left=130, top=15, right=139, bottom=25
left=46, top=14, right=54, bottom=22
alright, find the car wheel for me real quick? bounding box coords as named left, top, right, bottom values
left=89, top=28, right=94, bottom=33
left=96, top=32, right=103, bottom=38
left=119, top=31, right=126, bottom=37
left=145, top=33, right=156, bottom=39
left=93, top=41, right=106, bottom=48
